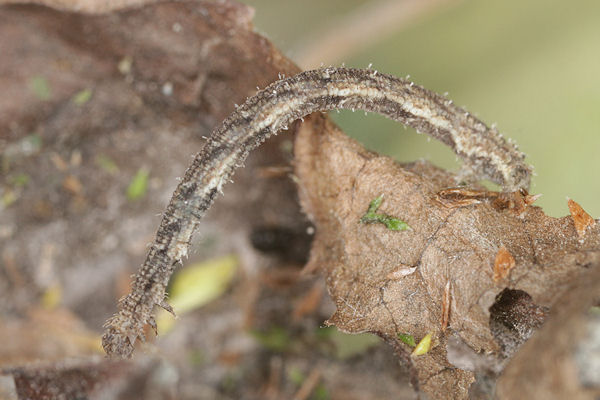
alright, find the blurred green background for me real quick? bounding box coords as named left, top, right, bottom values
left=242, top=0, right=600, bottom=217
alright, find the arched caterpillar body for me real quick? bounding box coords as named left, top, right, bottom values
left=102, top=67, right=531, bottom=358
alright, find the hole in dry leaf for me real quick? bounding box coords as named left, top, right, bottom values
left=250, top=225, right=313, bottom=264
left=489, top=289, right=547, bottom=357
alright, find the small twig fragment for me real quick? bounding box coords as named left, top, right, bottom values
left=257, top=165, right=293, bottom=178
left=493, top=246, right=516, bottom=282
left=437, top=188, right=540, bottom=215
left=567, top=198, right=596, bottom=240
left=436, top=188, right=487, bottom=208
left=292, top=368, right=322, bottom=400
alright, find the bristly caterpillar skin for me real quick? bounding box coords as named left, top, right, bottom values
left=102, top=67, right=532, bottom=358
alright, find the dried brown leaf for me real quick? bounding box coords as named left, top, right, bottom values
left=294, top=114, right=600, bottom=398
left=568, top=198, right=596, bottom=240
left=62, top=175, right=83, bottom=196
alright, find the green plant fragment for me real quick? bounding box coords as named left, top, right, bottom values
left=360, top=194, right=410, bottom=231
left=72, top=88, right=93, bottom=105
left=29, top=76, right=51, bottom=100
left=126, top=168, right=149, bottom=201
left=96, top=155, right=119, bottom=174
left=9, top=173, right=30, bottom=187
left=366, top=195, right=383, bottom=214
left=312, top=384, right=330, bottom=400
left=251, top=326, right=291, bottom=352
left=397, top=333, right=416, bottom=347
left=379, top=215, right=410, bottom=231
left=1, top=190, right=17, bottom=207
left=288, top=367, right=305, bottom=385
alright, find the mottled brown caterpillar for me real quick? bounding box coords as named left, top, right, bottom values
left=102, top=67, right=532, bottom=358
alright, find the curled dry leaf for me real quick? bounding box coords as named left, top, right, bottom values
left=493, top=246, right=516, bottom=283
left=568, top=198, right=596, bottom=240
left=294, top=114, right=600, bottom=399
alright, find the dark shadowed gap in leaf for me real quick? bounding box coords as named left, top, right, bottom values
left=249, top=224, right=314, bottom=264
left=489, top=289, right=548, bottom=357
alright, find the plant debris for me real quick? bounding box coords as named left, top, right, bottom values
left=412, top=333, right=433, bottom=356
left=359, top=195, right=410, bottom=231
left=398, top=333, right=416, bottom=347
left=126, top=168, right=149, bottom=201
left=493, top=246, right=516, bottom=283
left=568, top=198, right=596, bottom=240
left=28, top=76, right=51, bottom=100
left=71, top=88, right=93, bottom=105
left=294, top=114, right=600, bottom=398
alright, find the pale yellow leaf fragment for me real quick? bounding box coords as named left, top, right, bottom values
left=41, top=284, right=62, bottom=310
left=412, top=333, right=432, bottom=356
left=156, top=255, right=238, bottom=332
